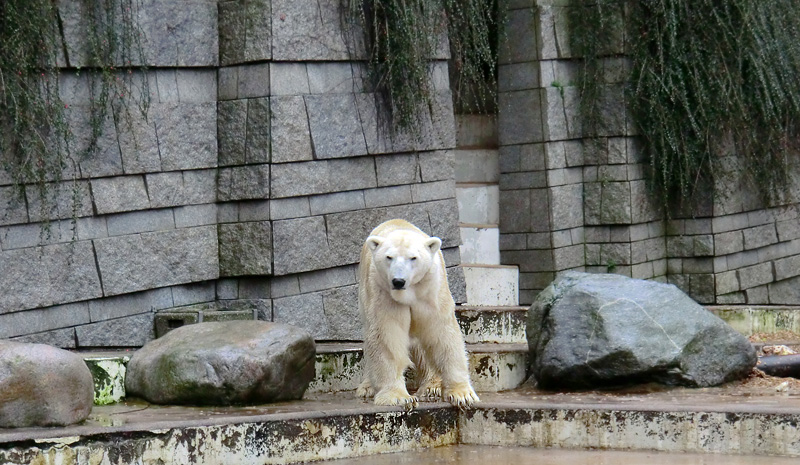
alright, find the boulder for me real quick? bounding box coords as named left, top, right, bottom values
left=125, top=321, right=316, bottom=405
left=0, top=341, right=95, bottom=428
left=527, top=271, right=756, bottom=389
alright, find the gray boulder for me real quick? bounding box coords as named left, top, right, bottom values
left=527, top=271, right=756, bottom=389
left=125, top=321, right=315, bottom=405
left=0, top=341, right=94, bottom=428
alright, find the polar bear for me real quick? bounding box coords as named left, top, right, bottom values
left=356, top=219, right=479, bottom=409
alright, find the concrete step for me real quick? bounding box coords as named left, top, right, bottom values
left=454, top=149, right=499, bottom=184
left=309, top=342, right=529, bottom=394
left=462, top=265, right=520, bottom=306
left=455, top=114, right=497, bottom=148
left=456, top=183, right=499, bottom=225
left=8, top=387, right=800, bottom=463
left=459, top=223, right=500, bottom=265
left=456, top=305, right=528, bottom=344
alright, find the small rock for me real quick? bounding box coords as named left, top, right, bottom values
left=528, top=271, right=756, bottom=389
left=125, top=321, right=316, bottom=405
left=0, top=341, right=95, bottom=428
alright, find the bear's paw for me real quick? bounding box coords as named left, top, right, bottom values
left=374, top=388, right=419, bottom=410
left=444, top=385, right=480, bottom=409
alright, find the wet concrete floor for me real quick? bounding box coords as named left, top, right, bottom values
left=314, top=445, right=800, bottom=465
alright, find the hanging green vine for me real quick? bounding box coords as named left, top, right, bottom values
left=569, top=0, right=800, bottom=209
left=342, top=0, right=503, bottom=133
left=0, top=0, right=149, bottom=222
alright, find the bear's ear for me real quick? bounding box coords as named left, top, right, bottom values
left=366, top=236, right=384, bottom=252
left=424, top=237, right=442, bottom=255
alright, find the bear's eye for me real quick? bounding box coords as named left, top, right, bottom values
left=386, top=255, right=393, bottom=261
left=410, top=256, right=417, bottom=261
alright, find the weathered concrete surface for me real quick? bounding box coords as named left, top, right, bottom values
left=0, top=341, right=94, bottom=428
left=308, top=342, right=528, bottom=394
left=6, top=387, right=800, bottom=462
left=462, top=389, right=800, bottom=457
left=457, top=306, right=528, bottom=344
left=0, top=399, right=458, bottom=465
left=84, top=356, right=130, bottom=406
left=125, top=321, right=315, bottom=405
left=313, top=445, right=800, bottom=465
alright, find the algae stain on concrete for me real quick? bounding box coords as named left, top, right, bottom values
left=84, top=356, right=130, bottom=405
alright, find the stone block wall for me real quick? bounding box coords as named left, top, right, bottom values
left=498, top=0, right=663, bottom=304
left=498, top=0, right=800, bottom=306
left=0, top=0, right=463, bottom=348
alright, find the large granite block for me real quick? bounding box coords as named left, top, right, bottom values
left=10, top=328, right=77, bottom=349
left=270, top=158, right=377, bottom=198
left=322, top=285, right=361, bottom=340
left=549, top=184, right=583, bottom=229
left=154, top=103, right=217, bottom=171
left=0, top=302, right=90, bottom=339
left=272, top=216, right=335, bottom=275
left=88, top=288, right=173, bottom=322
left=91, top=175, right=150, bottom=214
left=76, top=313, right=155, bottom=347
left=271, top=0, right=361, bottom=61
left=60, top=0, right=218, bottom=67
left=219, top=0, right=271, bottom=65
left=66, top=108, right=123, bottom=178
left=25, top=181, right=93, bottom=222
left=218, top=100, right=248, bottom=166
left=270, top=96, right=313, bottom=163
left=309, top=191, right=366, bottom=216
left=94, top=226, right=219, bottom=296
left=106, top=209, right=175, bottom=236
left=118, top=108, right=161, bottom=174
left=499, top=189, right=532, bottom=233
left=498, top=8, right=538, bottom=64
left=175, top=204, right=218, bottom=228
left=306, top=94, right=368, bottom=158
left=419, top=150, right=455, bottom=182
left=155, top=69, right=217, bottom=103
left=376, top=153, right=421, bottom=187
left=0, top=187, right=29, bottom=226
left=357, top=91, right=456, bottom=154
left=737, top=262, right=774, bottom=290
left=147, top=169, right=217, bottom=208
left=219, top=221, right=273, bottom=276
left=246, top=97, right=271, bottom=164
left=498, top=90, right=544, bottom=146
left=0, top=242, right=102, bottom=314
left=307, top=63, right=358, bottom=94
left=272, top=293, right=328, bottom=339
left=270, top=63, right=310, bottom=95
left=217, top=164, right=270, bottom=201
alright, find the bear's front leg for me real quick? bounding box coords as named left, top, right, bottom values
left=364, top=307, right=418, bottom=409
left=419, top=321, right=480, bottom=409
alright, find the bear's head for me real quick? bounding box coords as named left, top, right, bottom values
left=366, top=230, right=442, bottom=302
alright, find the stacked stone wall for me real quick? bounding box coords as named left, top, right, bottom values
left=497, top=0, right=800, bottom=306
left=0, top=0, right=463, bottom=348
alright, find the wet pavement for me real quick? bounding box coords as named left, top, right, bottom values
left=313, top=445, right=800, bottom=465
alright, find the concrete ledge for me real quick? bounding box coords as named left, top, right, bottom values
left=5, top=388, right=800, bottom=462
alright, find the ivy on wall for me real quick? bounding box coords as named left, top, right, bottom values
left=570, top=0, right=800, bottom=209
left=0, top=0, right=149, bottom=222
left=342, top=0, right=503, bottom=133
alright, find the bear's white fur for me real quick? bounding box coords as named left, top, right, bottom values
left=356, top=219, right=479, bottom=409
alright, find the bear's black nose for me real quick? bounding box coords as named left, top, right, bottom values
left=392, top=278, right=406, bottom=290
